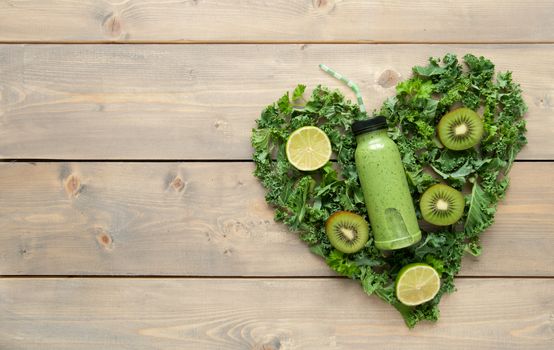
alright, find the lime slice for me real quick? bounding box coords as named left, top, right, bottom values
left=286, top=126, right=332, bottom=171
left=395, top=263, right=440, bottom=306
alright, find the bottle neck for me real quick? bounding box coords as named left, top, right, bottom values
left=355, top=129, right=388, bottom=144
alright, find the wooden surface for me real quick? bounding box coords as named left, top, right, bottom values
left=1, top=0, right=553, bottom=349
left=1, top=278, right=552, bottom=350
left=1, top=44, right=553, bottom=160
left=0, top=0, right=553, bottom=43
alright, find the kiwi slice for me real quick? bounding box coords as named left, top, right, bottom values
left=437, top=108, right=484, bottom=151
left=420, top=184, right=465, bottom=226
left=325, top=211, right=369, bottom=254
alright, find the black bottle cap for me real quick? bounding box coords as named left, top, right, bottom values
left=351, top=116, right=388, bottom=136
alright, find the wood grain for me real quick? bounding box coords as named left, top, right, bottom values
left=0, top=278, right=552, bottom=349
left=0, top=44, right=552, bottom=160
left=0, top=162, right=551, bottom=277
left=0, top=0, right=553, bottom=43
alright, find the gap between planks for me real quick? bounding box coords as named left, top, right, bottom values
left=0, top=159, right=552, bottom=163
left=1, top=275, right=553, bottom=279
left=2, top=41, right=554, bottom=45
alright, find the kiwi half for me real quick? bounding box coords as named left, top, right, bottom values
left=437, top=108, right=484, bottom=151
left=325, top=211, right=369, bottom=254
left=420, top=184, right=465, bottom=226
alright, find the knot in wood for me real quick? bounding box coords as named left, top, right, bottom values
left=103, top=14, right=123, bottom=38
left=314, top=0, right=329, bottom=8
left=171, top=177, right=186, bottom=192
left=64, top=174, right=81, bottom=198
left=255, top=338, right=281, bottom=350
left=94, top=227, right=113, bottom=250
left=312, top=0, right=336, bottom=14
left=377, top=69, right=401, bottom=88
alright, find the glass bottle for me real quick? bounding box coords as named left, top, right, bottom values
left=353, top=117, right=421, bottom=250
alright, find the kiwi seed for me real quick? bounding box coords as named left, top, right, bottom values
left=420, top=184, right=465, bottom=226
left=437, top=108, right=484, bottom=151
left=325, top=211, right=369, bottom=254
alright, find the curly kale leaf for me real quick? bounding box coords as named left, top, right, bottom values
left=465, top=182, right=496, bottom=239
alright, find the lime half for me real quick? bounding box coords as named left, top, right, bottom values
left=286, top=126, right=332, bottom=171
left=395, top=263, right=441, bottom=306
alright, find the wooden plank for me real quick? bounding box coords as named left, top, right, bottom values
left=0, top=0, right=553, bottom=43
left=0, top=44, right=552, bottom=160
left=0, top=278, right=552, bottom=349
left=0, top=162, right=551, bottom=277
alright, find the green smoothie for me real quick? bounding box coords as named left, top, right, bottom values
left=353, top=117, right=421, bottom=250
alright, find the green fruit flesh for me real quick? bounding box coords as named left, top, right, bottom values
left=395, top=263, right=441, bottom=306
left=438, top=108, right=484, bottom=151
left=420, top=184, right=464, bottom=226
left=325, top=211, right=369, bottom=254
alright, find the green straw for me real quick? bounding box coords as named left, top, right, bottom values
left=319, top=64, right=367, bottom=114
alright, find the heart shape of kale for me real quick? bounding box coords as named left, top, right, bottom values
left=251, top=54, right=527, bottom=327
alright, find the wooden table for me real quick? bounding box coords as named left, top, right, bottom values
left=1, top=1, right=553, bottom=349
